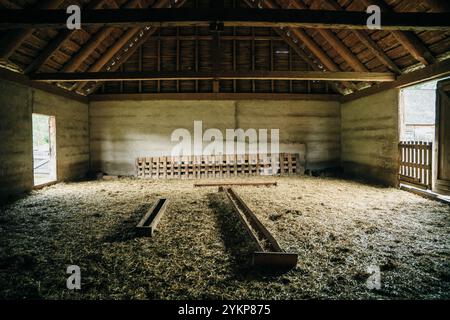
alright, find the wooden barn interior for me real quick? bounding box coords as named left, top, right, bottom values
left=0, top=0, right=449, bottom=299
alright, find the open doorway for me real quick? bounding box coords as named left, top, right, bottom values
left=399, top=78, right=450, bottom=199
left=400, top=80, right=437, bottom=143
left=399, top=80, right=437, bottom=190
left=32, top=114, right=57, bottom=186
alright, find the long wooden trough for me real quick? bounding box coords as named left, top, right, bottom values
left=219, top=187, right=298, bottom=269
left=136, top=198, right=168, bottom=237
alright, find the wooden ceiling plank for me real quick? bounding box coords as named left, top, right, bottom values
left=320, top=0, right=402, bottom=74
left=61, top=0, right=142, bottom=73
left=0, top=0, right=65, bottom=60
left=426, top=0, right=450, bottom=12
left=76, top=0, right=187, bottom=93
left=24, top=0, right=109, bottom=74
left=286, top=0, right=369, bottom=72
left=361, top=0, right=437, bottom=66
left=245, top=0, right=354, bottom=93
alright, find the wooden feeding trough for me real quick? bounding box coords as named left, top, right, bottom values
left=136, top=198, right=168, bottom=237
left=219, top=187, right=298, bottom=270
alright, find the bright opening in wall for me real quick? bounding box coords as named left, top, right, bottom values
left=32, top=114, right=57, bottom=187
left=400, top=80, right=438, bottom=143
left=399, top=77, right=450, bottom=197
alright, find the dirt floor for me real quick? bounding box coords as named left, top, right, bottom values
left=0, top=176, right=449, bottom=299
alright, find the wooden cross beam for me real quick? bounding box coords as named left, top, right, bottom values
left=0, top=9, right=449, bottom=31
left=30, top=71, right=396, bottom=82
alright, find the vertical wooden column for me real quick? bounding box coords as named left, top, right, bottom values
left=157, top=30, right=161, bottom=93
left=251, top=27, right=255, bottom=93
left=176, top=27, right=180, bottom=93
left=210, top=0, right=224, bottom=93
left=270, top=35, right=274, bottom=93
left=195, top=26, right=199, bottom=93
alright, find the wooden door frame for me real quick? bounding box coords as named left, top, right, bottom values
left=433, top=79, right=450, bottom=194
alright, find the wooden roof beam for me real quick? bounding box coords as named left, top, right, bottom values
left=24, top=0, right=110, bottom=74
left=340, top=58, right=450, bottom=103
left=30, top=70, right=397, bottom=82
left=0, top=0, right=65, bottom=60
left=361, top=0, right=437, bottom=66
left=0, top=8, right=449, bottom=31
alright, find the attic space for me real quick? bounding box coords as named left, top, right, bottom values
left=0, top=0, right=449, bottom=301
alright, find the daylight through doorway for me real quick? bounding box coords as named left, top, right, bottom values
left=32, top=114, right=57, bottom=186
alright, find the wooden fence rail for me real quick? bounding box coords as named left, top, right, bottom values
left=136, top=153, right=305, bottom=179
left=398, top=141, right=433, bottom=189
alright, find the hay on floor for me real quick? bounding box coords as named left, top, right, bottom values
left=0, top=176, right=448, bottom=299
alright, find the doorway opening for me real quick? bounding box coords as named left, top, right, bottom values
left=399, top=78, right=450, bottom=200
left=32, top=114, right=57, bottom=187
left=399, top=80, right=437, bottom=190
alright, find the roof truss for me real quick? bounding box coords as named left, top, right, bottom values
left=0, top=0, right=448, bottom=98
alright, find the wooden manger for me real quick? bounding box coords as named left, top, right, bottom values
left=136, top=198, right=168, bottom=237
left=219, top=187, right=298, bottom=270
left=136, top=152, right=305, bottom=180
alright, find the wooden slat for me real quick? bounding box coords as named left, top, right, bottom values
left=136, top=153, right=305, bottom=180
left=398, top=141, right=433, bottom=189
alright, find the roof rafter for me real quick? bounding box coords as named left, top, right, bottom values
left=76, top=0, right=188, bottom=94
left=426, top=0, right=450, bottom=12
left=283, top=0, right=369, bottom=73
left=0, top=0, right=65, bottom=60
left=244, top=0, right=353, bottom=94
left=319, top=0, right=402, bottom=74
left=25, top=0, right=110, bottom=74
left=361, top=0, right=437, bottom=66
left=61, top=0, right=143, bottom=73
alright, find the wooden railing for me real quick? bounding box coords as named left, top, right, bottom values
left=398, top=141, right=433, bottom=189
